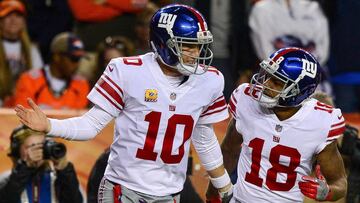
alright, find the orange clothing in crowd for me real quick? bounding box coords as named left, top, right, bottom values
left=68, top=0, right=147, bottom=22
left=14, top=69, right=89, bottom=109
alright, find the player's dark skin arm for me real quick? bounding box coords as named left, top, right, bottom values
left=221, top=119, right=243, bottom=173
left=316, top=141, right=347, bottom=201
left=206, top=118, right=243, bottom=198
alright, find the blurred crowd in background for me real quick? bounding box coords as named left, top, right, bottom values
left=0, top=0, right=359, bottom=112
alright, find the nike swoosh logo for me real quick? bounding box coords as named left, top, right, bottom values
left=337, top=115, right=343, bottom=120
left=108, top=65, right=114, bottom=72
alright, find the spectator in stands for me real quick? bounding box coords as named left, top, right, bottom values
left=248, top=0, right=332, bottom=95
left=0, top=125, right=83, bottom=203
left=13, top=32, right=89, bottom=109
left=91, top=35, right=135, bottom=87
left=68, top=0, right=148, bottom=51
left=0, top=0, right=43, bottom=107
left=77, top=35, right=135, bottom=89
left=133, top=2, right=158, bottom=55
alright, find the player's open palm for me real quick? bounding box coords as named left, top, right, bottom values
left=14, top=98, right=50, bottom=133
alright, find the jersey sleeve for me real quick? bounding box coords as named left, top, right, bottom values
left=228, top=83, right=249, bottom=120
left=87, top=59, right=125, bottom=117
left=327, top=108, right=346, bottom=141
left=228, top=85, right=244, bottom=120
left=315, top=108, right=346, bottom=154
left=198, top=69, right=228, bottom=124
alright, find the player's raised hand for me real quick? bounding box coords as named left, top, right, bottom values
left=299, top=165, right=333, bottom=201
left=14, top=98, right=51, bottom=133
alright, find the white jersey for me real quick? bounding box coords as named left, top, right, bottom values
left=228, top=84, right=345, bottom=203
left=87, top=53, right=228, bottom=196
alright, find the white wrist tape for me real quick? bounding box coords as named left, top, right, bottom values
left=209, top=170, right=231, bottom=189
left=220, top=184, right=233, bottom=199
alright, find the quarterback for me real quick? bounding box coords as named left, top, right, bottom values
left=15, top=4, right=233, bottom=203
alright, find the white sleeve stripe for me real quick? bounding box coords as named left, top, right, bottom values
left=230, top=94, right=237, bottom=104
left=200, top=106, right=227, bottom=117
left=214, top=95, right=225, bottom=103
left=95, top=85, right=123, bottom=110
left=201, top=100, right=226, bottom=115
left=328, top=125, right=346, bottom=138
left=331, top=120, right=345, bottom=128
left=96, top=77, right=124, bottom=107
left=201, top=105, right=227, bottom=116
left=331, top=123, right=345, bottom=130
left=102, top=74, right=124, bottom=98
left=228, top=107, right=236, bottom=118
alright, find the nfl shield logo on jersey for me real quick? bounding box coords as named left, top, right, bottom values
left=145, top=89, right=158, bottom=102
left=275, top=124, right=283, bottom=132
left=170, top=92, right=176, bottom=100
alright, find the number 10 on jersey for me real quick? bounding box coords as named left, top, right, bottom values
left=136, top=111, right=194, bottom=164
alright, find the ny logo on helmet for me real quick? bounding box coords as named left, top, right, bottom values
left=158, top=13, right=177, bottom=29
left=302, top=59, right=317, bottom=78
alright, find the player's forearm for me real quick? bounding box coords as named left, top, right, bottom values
left=220, top=120, right=242, bottom=174
left=207, top=165, right=233, bottom=202
left=48, top=105, right=113, bottom=140
left=317, top=142, right=348, bottom=201
left=221, top=143, right=240, bottom=175
left=191, top=123, right=233, bottom=197
left=192, top=124, right=224, bottom=171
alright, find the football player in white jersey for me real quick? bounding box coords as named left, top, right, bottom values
left=206, top=47, right=347, bottom=203
left=14, top=4, right=234, bottom=203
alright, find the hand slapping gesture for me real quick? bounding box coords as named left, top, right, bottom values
left=14, top=98, right=51, bottom=133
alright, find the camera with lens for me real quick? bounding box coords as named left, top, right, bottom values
left=43, top=139, right=67, bottom=160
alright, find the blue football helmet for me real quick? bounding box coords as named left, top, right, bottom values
left=250, top=47, right=321, bottom=108
left=150, top=4, right=213, bottom=76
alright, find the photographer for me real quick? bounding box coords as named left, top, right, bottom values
left=0, top=125, right=83, bottom=203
